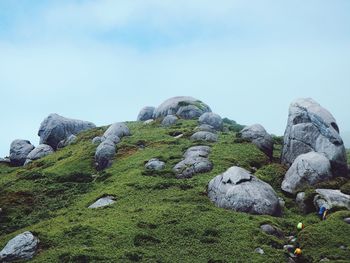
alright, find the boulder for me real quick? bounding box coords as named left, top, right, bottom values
left=38, top=113, right=95, bottom=150
left=260, top=224, right=284, bottom=239
left=194, top=124, right=217, bottom=134
left=239, top=124, right=274, bottom=158
left=208, top=166, right=281, bottom=216
left=145, top=159, right=165, bottom=171
left=161, top=115, right=178, bottom=127
left=57, top=134, right=77, bottom=149
left=254, top=248, right=264, bottom=255
left=296, top=192, right=308, bottom=213
left=153, top=96, right=211, bottom=120
left=102, top=123, right=130, bottom=140
left=0, top=231, right=39, bottom=262
left=137, top=106, right=155, bottom=121
left=313, top=189, right=350, bottom=210
left=95, top=140, right=116, bottom=170
left=344, top=218, right=350, bottom=224
left=143, top=119, right=154, bottom=125
left=0, top=157, right=10, bottom=164
left=92, top=136, right=102, bottom=144
left=24, top=144, right=54, bottom=166
left=9, top=140, right=35, bottom=166
left=281, top=98, right=347, bottom=176
left=199, top=112, right=223, bottom=131
left=183, top=146, right=211, bottom=159
left=190, top=131, right=218, bottom=142
left=88, top=196, right=115, bottom=209
left=281, top=152, right=333, bottom=194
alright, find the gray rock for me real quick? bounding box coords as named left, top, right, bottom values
left=102, top=122, right=130, bottom=140
left=239, top=124, right=274, bottom=158
left=199, top=112, right=223, bottom=131
left=284, top=245, right=295, bottom=253
left=0, top=157, right=10, bottom=164
left=38, top=113, right=95, bottom=150
left=319, top=258, right=330, bottom=262
left=281, top=98, right=347, bottom=176
left=194, top=124, right=217, bottom=134
left=313, top=189, right=350, bottom=210
left=57, top=134, right=77, bottom=149
left=9, top=140, right=35, bottom=166
left=145, top=159, right=165, bottom=171
left=278, top=197, right=285, bottom=208
left=24, top=144, right=54, bottom=166
left=296, top=192, right=307, bottom=212
left=0, top=231, right=39, bottom=262
left=161, top=115, right=178, bottom=127
left=282, top=152, right=333, bottom=194
left=254, top=248, right=264, bottom=255
left=88, top=196, right=115, bottom=208
left=92, top=136, right=102, bottom=144
left=143, top=119, right=154, bottom=125
left=344, top=218, right=350, bottom=224
left=153, top=96, right=211, bottom=120
left=137, top=106, right=155, bottom=121
left=191, top=131, right=218, bottom=142
left=95, top=140, right=116, bottom=170
left=183, top=146, right=211, bottom=159
left=260, top=224, right=284, bottom=239
left=208, top=166, right=281, bottom=216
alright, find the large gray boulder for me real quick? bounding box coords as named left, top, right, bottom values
left=95, top=140, right=116, bottom=170
left=281, top=152, right=333, bottom=194
left=24, top=144, right=54, bottom=166
left=281, top=98, right=347, bottom=176
left=137, top=106, right=155, bottom=121
left=191, top=131, right=218, bottom=142
left=313, top=189, right=350, bottom=210
left=173, top=146, right=212, bottom=179
left=208, top=166, right=281, bottom=216
left=0, top=231, right=39, bottom=262
left=161, top=115, right=178, bottom=127
left=102, top=122, right=130, bottom=141
left=38, top=114, right=95, bottom=150
left=153, top=96, right=211, bottom=120
left=199, top=112, right=223, bottom=131
left=9, top=140, right=35, bottom=166
left=239, top=124, right=274, bottom=158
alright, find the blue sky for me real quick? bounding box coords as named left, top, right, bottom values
left=1, top=0, right=350, bottom=157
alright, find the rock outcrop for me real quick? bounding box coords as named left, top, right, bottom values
left=313, top=189, right=350, bottom=210
left=153, top=96, right=211, bottom=120
left=208, top=166, right=281, bottom=216
left=0, top=231, right=39, bottom=262
left=281, top=152, right=333, bottom=194
left=24, top=144, right=54, bottom=166
left=9, top=140, right=35, bottom=166
left=137, top=106, right=155, bottom=121
left=239, top=124, right=274, bottom=158
left=281, top=98, right=347, bottom=176
left=198, top=112, right=223, bottom=131
left=38, top=114, right=95, bottom=150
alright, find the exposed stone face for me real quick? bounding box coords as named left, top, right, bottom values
left=208, top=166, right=281, bottom=216
left=137, top=106, right=155, bottom=121
left=281, top=152, right=333, bottom=194
left=198, top=112, right=223, bottom=131
left=9, top=140, right=35, bottom=166
left=239, top=124, right=274, bottom=158
left=281, top=98, right=347, bottom=176
left=153, top=96, right=211, bottom=120
left=38, top=113, right=96, bottom=150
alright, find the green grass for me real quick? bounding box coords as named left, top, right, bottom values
left=0, top=120, right=349, bottom=262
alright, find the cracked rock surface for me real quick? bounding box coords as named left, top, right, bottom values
left=281, top=98, right=347, bottom=176
left=313, top=189, right=350, bottom=211
left=282, top=152, right=333, bottom=194
left=208, top=166, right=281, bottom=216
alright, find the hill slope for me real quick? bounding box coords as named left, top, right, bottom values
left=0, top=120, right=350, bottom=262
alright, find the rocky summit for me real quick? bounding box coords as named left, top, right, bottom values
left=0, top=96, right=349, bottom=263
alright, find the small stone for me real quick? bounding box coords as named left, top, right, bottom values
left=145, top=159, right=165, bottom=171
left=254, top=248, right=264, bottom=255
left=88, top=196, right=115, bottom=209
left=284, top=245, right=295, bottom=253
left=344, top=218, right=350, bottom=224
left=260, top=224, right=284, bottom=239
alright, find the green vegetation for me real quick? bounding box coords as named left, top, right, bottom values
left=0, top=120, right=349, bottom=262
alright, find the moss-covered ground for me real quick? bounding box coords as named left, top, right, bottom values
left=0, top=120, right=349, bottom=262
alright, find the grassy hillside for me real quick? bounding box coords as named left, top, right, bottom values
left=0, top=120, right=350, bottom=262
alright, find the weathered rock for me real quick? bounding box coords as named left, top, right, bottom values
left=24, top=144, right=54, bottom=166
left=296, top=192, right=307, bottom=212
left=191, top=131, right=218, bottom=142
left=57, top=134, right=77, bottom=149
left=239, top=124, right=274, bottom=158
left=38, top=113, right=95, bottom=150
left=199, top=112, right=223, bottom=131
left=92, top=136, right=102, bottom=144
left=102, top=123, right=130, bottom=140
left=95, top=140, right=116, bottom=170
left=161, top=115, right=178, bottom=127
left=153, top=96, right=211, bottom=120
left=254, top=248, right=264, bottom=255
left=281, top=98, right=347, bottom=176
left=194, top=124, right=217, bottom=134
left=9, top=140, right=35, bottom=166
left=344, top=218, right=350, bottom=224
left=183, top=146, right=211, bottom=159
left=88, top=196, right=115, bottom=208
left=0, top=231, right=39, bottom=262
left=137, top=106, right=155, bottom=121
left=145, top=159, right=165, bottom=171
left=208, top=166, right=281, bottom=216
left=260, top=224, right=284, bottom=239
left=313, top=189, right=350, bottom=210
left=282, top=152, right=333, bottom=194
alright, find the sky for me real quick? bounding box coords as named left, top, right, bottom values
left=0, top=0, right=350, bottom=157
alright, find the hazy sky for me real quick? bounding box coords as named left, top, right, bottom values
left=1, top=0, right=350, bottom=157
